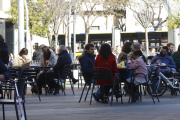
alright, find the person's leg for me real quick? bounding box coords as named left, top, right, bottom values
left=37, top=72, right=46, bottom=93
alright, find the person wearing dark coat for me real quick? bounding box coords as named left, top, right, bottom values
left=38, top=45, right=72, bottom=95
left=79, top=44, right=95, bottom=83
left=0, top=59, right=11, bottom=96
left=0, top=34, right=9, bottom=65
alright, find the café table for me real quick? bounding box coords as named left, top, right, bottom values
left=118, top=68, right=135, bottom=103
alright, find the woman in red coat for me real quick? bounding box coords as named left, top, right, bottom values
left=93, top=44, right=118, bottom=103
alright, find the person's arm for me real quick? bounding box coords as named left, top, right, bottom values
left=151, top=56, right=158, bottom=64
left=79, top=57, right=93, bottom=74
left=127, top=59, right=139, bottom=69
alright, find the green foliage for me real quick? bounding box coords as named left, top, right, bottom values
left=6, top=0, right=52, bottom=38
left=167, top=9, right=180, bottom=29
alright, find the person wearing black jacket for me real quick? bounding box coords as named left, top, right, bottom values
left=0, top=34, right=9, bottom=65
left=38, top=45, right=77, bottom=95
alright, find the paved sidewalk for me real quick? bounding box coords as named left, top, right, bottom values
left=1, top=85, right=180, bottom=120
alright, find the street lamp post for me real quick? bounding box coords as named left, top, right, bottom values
left=18, top=0, right=25, bottom=51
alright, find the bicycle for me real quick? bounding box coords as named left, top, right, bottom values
left=147, top=65, right=180, bottom=97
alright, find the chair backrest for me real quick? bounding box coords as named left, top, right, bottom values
left=20, top=67, right=38, bottom=80
left=8, top=68, right=16, bottom=79
left=93, top=67, right=113, bottom=84
left=175, top=62, right=180, bottom=72
left=62, top=64, right=72, bottom=76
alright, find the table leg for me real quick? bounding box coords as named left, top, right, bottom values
left=45, top=73, right=47, bottom=95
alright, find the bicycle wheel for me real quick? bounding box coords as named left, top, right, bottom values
left=147, top=79, right=167, bottom=96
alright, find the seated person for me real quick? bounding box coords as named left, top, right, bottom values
left=40, top=46, right=57, bottom=67
left=0, top=59, right=10, bottom=81
left=126, top=50, right=148, bottom=102
left=172, top=44, right=180, bottom=63
left=13, top=48, right=30, bottom=69
left=150, top=46, right=176, bottom=93
left=0, top=59, right=11, bottom=96
left=79, top=44, right=95, bottom=83
left=151, top=46, right=176, bottom=75
left=93, top=44, right=118, bottom=103
left=38, top=45, right=72, bottom=95
left=118, top=53, right=131, bottom=81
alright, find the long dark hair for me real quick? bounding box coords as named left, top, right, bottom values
left=19, top=48, right=28, bottom=56
left=99, top=44, right=114, bottom=60
left=177, top=44, right=180, bottom=57
left=133, top=50, right=147, bottom=63
left=121, top=42, right=132, bottom=54
left=42, top=46, right=51, bottom=64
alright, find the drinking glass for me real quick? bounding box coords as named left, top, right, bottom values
left=46, top=60, right=49, bottom=66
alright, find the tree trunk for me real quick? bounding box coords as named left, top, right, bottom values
left=145, top=28, right=149, bottom=56
left=47, top=32, right=52, bottom=47
left=55, top=34, right=58, bottom=54
left=29, top=34, right=33, bottom=61
left=65, top=27, right=68, bottom=46
left=85, top=29, right=89, bottom=44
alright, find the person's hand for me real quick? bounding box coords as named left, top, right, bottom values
left=127, top=56, right=132, bottom=61
left=0, top=74, right=5, bottom=81
left=22, top=62, right=30, bottom=68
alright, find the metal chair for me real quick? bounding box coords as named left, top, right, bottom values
left=20, top=67, right=41, bottom=101
left=129, top=73, right=159, bottom=104
left=53, top=64, right=75, bottom=95
left=0, top=78, right=27, bottom=120
left=90, top=67, right=121, bottom=106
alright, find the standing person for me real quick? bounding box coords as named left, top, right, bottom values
left=167, top=43, right=174, bottom=55
left=32, top=44, right=45, bottom=60
left=66, top=46, right=74, bottom=60
left=13, top=48, right=30, bottom=68
left=79, top=44, right=95, bottom=83
left=0, top=34, right=9, bottom=65
left=115, top=45, right=121, bottom=60
left=95, top=43, right=100, bottom=52
left=93, top=44, right=118, bottom=103
left=172, top=44, right=180, bottom=62
left=8, top=53, right=13, bottom=67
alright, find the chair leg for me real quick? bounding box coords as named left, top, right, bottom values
left=35, top=81, right=41, bottom=101
left=15, top=103, right=20, bottom=120
left=110, top=85, right=115, bottom=106
left=147, top=85, right=155, bottom=104
left=2, top=104, right=5, bottom=120
left=69, top=78, right=75, bottom=95
left=79, top=83, right=86, bottom=103
left=152, top=83, right=160, bottom=102
left=45, top=74, right=48, bottom=95
left=90, top=83, right=95, bottom=105
left=84, top=85, right=91, bottom=101
left=23, top=103, right=27, bottom=120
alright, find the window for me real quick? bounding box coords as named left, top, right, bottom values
left=90, top=26, right=100, bottom=30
